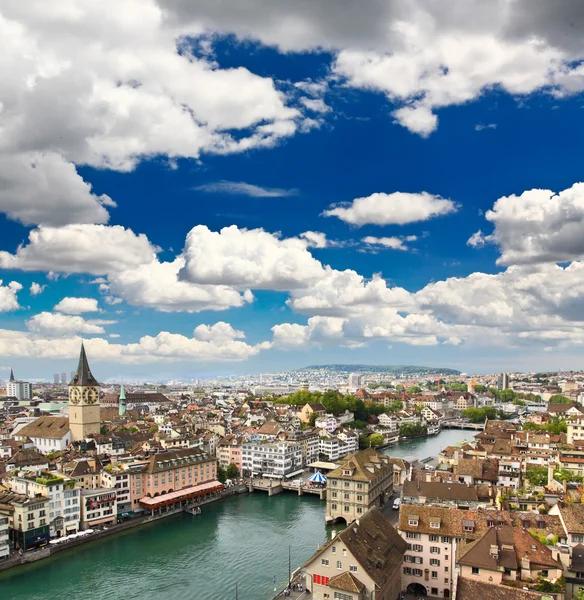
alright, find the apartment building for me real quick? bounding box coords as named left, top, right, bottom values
left=101, top=465, right=132, bottom=515
left=0, top=515, right=9, bottom=558
left=80, top=488, right=117, bottom=529
left=326, top=448, right=393, bottom=525
left=0, top=491, right=50, bottom=551
left=242, top=441, right=303, bottom=478
left=287, top=430, right=319, bottom=466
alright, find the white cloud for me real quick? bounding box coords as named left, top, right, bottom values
left=323, top=192, right=458, bottom=226
left=362, top=236, right=414, bottom=252
left=0, top=327, right=264, bottom=363
left=0, top=280, right=22, bottom=312
left=109, top=333, right=121, bottom=339
left=193, top=322, right=245, bottom=342
left=299, top=97, right=330, bottom=113
left=475, top=123, right=497, bottom=131
left=271, top=316, right=346, bottom=349
left=299, top=231, right=328, bottom=248
left=29, top=282, right=46, bottom=296
left=0, top=152, right=115, bottom=227
left=194, top=180, right=298, bottom=197
left=179, top=225, right=326, bottom=290
left=0, top=225, right=158, bottom=275
left=473, top=183, right=584, bottom=265
left=467, top=230, right=487, bottom=248
left=26, top=312, right=106, bottom=336
left=107, top=257, right=253, bottom=313
left=54, top=297, right=100, bottom=315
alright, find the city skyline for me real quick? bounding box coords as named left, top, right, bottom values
left=2, top=2, right=584, bottom=378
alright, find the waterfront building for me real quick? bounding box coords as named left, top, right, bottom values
left=62, top=457, right=102, bottom=490
left=326, top=448, right=393, bottom=525
left=68, top=343, right=101, bottom=441
left=101, top=465, right=132, bottom=515
left=8, top=472, right=80, bottom=537
left=302, top=507, right=406, bottom=600
left=241, top=440, right=303, bottom=478
left=80, top=488, right=117, bottom=529
left=286, top=430, right=320, bottom=466
left=0, top=491, right=50, bottom=551
left=0, top=515, right=8, bottom=558
left=7, top=369, right=33, bottom=401
left=15, top=416, right=72, bottom=454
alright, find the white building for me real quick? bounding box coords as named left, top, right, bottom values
left=241, top=441, right=303, bottom=478
left=7, top=369, right=33, bottom=400
left=348, top=373, right=362, bottom=389
left=14, top=417, right=72, bottom=454
left=0, top=515, right=8, bottom=558
left=80, top=488, right=118, bottom=529
left=100, top=466, right=132, bottom=515
left=315, top=415, right=339, bottom=433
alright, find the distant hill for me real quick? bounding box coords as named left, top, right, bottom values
left=301, top=364, right=461, bottom=376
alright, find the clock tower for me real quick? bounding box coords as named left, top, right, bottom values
left=68, top=343, right=100, bottom=441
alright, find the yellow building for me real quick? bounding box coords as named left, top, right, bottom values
left=68, top=343, right=101, bottom=441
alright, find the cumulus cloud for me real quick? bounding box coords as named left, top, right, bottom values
left=362, top=236, right=416, bottom=252
left=323, top=192, right=458, bottom=226
left=0, top=280, right=22, bottom=312
left=193, top=322, right=245, bottom=342
left=54, top=297, right=100, bottom=315
left=0, top=327, right=264, bottom=363
left=473, top=183, right=584, bottom=265
left=26, top=312, right=106, bottom=336
left=194, top=180, right=298, bottom=197
left=107, top=257, right=253, bottom=313
left=179, top=225, right=326, bottom=290
left=29, top=282, right=46, bottom=296
left=0, top=225, right=158, bottom=275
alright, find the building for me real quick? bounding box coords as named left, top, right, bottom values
left=15, top=416, right=72, bottom=454
left=68, top=343, right=101, bottom=441
left=53, top=374, right=60, bottom=384
left=0, top=515, right=8, bottom=558
left=80, top=488, right=117, bottom=529
left=326, top=448, right=394, bottom=525
left=302, top=507, right=406, bottom=600
left=7, top=369, right=33, bottom=401
left=402, top=480, right=489, bottom=509
left=101, top=465, right=132, bottom=515
left=348, top=372, right=362, bottom=389
left=0, top=491, right=50, bottom=551
left=242, top=441, right=303, bottom=479
left=299, top=402, right=326, bottom=424
left=61, top=372, right=67, bottom=384
left=118, top=384, right=127, bottom=417
left=497, top=372, right=509, bottom=391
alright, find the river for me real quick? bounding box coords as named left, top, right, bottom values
left=0, top=429, right=472, bottom=600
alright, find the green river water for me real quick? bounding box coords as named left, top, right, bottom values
left=0, top=429, right=471, bottom=600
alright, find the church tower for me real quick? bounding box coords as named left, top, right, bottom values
left=118, top=384, right=127, bottom=417
left=68, top=343, right=100, bottom=441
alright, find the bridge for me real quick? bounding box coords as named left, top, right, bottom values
left=441, top=420, right=484, bottom=430
left=248, top=478, right=326, bottom=500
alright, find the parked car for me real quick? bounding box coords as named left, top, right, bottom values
left=393, top=497, right=401, bottom=510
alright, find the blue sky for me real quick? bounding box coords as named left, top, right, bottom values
left=2, top=1, right=584, bottom=380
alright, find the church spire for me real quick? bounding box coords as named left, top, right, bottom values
left=69, top=343, right=96, bottom=386
left=9, top=368, right=14, bottom=382
left=119, top=384, right=127, bottom=416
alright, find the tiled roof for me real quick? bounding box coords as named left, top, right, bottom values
left=403, top=479, right=479, bottom=502
left=456, top=577, right=553, bottom=600
left=327, top=572, right=365, bottom=593
left=7, top=448, right=47, bottom=467
left=17, top=416, right=70, bottom=439
left=327, top=448, right=392, bottom=482
left=558, top=503, right=584, bottom=534
left=146, top=447, right=209, bottom=474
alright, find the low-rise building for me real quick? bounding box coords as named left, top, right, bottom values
left=80, top=488, right=117, bottom=529
left=0, top=515, right=9, bottom=558
left=0, top=491, right=50, bottom=551
left=326, top=448, right=393, bottom=525
left=242, top=441, right=303, bottom=478
left=14, top=416, right=71, bottom=454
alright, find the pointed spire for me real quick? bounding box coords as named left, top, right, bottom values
left=9, top=368, right=14, bottom=382
left=119, top=384, right=126, bottom=401
left=69, top=342, right=96, bottom=386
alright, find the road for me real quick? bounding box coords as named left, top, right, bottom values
left=382, top=489, right=400, bottom=526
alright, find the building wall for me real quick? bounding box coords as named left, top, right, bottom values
left=142, top=457, right=217, bottom=497
left=29, top=433, right=71, bottom=454
left=69, top=403, right=100, bottom=442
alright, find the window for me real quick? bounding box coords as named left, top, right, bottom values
left=413, top=569, right=423, bottom=577
left=430, top=534, right=439, bottom=542
left=430, top=559, right=440, bottom=567
left=337, top=561, right=342, bottom=570
left=430, top=547, right=440, bottom=554
left=445, top=567, right=449, bottom=573
left=349, top=565, right=357, bottom=572
left=321, top=559, right=329, bottom=566
left=334, top=593, right=353, bottom=600
left=342, top=549, right=347, bottom=557
left=357, top=507, right=363, bottom=514
left=471, top=567, right=479, bottom=575
left=431, top=588, right=438, bottom=596
left=332, top=503, right=337, bottom=510
left=344, top=494, right=350, bottom=500
left=431, top=571, right=438, bottom=579
left=409, top=519, right=419, bottom=526
left=332, top=546, right=336, bottom=554
left=412, top=544, right=423, bottom=552
left=406, top=532, right=420, bottom=540
left=404, top=567, right=412, bottom=575
left=430, top=521, right=440, bottom=529
left=332, top=492, right=337, bottom=498
left=442, top=536, right=451, bottom=543
left=344, top=506, right=350, bottom=512
left=541, top=570, right=548, bottom=578
left=357, top=495, right=363, bottom=502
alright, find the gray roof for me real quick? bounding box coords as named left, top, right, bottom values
left=69, top=343, right=97, bottom=387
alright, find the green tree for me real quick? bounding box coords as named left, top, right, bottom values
left=549, top=394, right=573, bottom=404
left=408, top=386, right=422, bottom=394
left=545, top=417, right=567, bottom=435
left=554, top=468, right=583, bottom=483
left=449, top=382, right=467, bottom=392
left=526, top=466, right=548, bottom=487
left=217, top=465, right=227, bottom=483
left=387, top=400, right=404, bottom=413
left=462, top=407, right=497, bottom=423
left=226, top=463, right=240, bottom=480
left=309, top=412, right=318, bottom=427
left=358, top=434, right=371, bottom=449
left=369, top=433, right=384, bottom=447
left=395, top=384, right=405, bottom=393
left=149, top=424, right=159, bottom=433
left=399, top=422, right=428, bottom=437
left=346, top=420, right=367, bottom=429
left=577, top=587, right=584, bottom=600
left=522, top=421, right=542, bottom=432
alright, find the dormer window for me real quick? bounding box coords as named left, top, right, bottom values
left=462, top=520, right=475, bottom=532
left=344, top=470, right=351, bottom=476
left=430, top=519, right=440, bottom=529
left=409, top=515, right=419, bottom=526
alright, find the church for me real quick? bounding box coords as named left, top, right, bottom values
left=16, top=344, right=101, bottom=452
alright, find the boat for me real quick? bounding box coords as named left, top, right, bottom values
left=184, top=506, right=202, bottom=516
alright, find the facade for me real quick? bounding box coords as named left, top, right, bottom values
left=302, top=507, right=406, bottom=600
left=326, top=448, right=394, bottom=524
left=300, top=402, right=326, bottom=424
left=101, top=466, right=132, bottom=515
left=0, top=491, right=50, bottom=551
left=287, top=430, right=319, bottom=466
left=242, top=441, right=303, bottom=478
left=80, top=488, right=117, bottom=529
left=348, top=372, right=362, bottom=389
left=0, top=515, right=8, bottom=558
left=68, top=343, right=101, bottom=441
left=7, top=369, right=33, bottom=400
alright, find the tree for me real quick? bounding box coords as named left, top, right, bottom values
left=549, top=394, right=573, bottom=404
left=554, top=468, right=583, bottom=483
left=449, top=382, right=467, bottom=392
left=399, top=422, right=428, bottom=437
left=577, top=587, right=584, bottom=600
left=395, top=384, right=405, bottom=393
left=387, top=400, right=403, bottom=413
left=358, top=434, right=371, bottom=449
left=408, top=386, right=422, bottom=394
left=217, top=465, right=227, bottom=483
left=226, top=463, right=239, bottom=480
left=149, top=424, right=159, bottom=433
left=526, top=466, right=548, bottom=487
left=462, top=407, right=497, bottom=423
left=309, top=412, right=318, bottom=427
left=369, top=433, right=384, bottom=448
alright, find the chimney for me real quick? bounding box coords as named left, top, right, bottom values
left=547, top=463, right=555, bottom=486
left=426, top=472, right=433, bottom=482
left=521, top=554, right=530, bottom=573
left=563, top=478, right=568, bottom=494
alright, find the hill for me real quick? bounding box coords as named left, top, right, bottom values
left=300, top=364, right=461, bottom=376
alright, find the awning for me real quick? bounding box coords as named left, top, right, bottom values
left=139, top=480, right=224, bottom=509
left=285, top=469, right=304, bottom=478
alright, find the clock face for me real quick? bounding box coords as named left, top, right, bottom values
left=70, top=388, right=81, bottom=405
left=85, top=388, right=99, bottom=404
